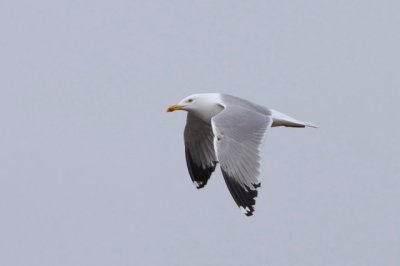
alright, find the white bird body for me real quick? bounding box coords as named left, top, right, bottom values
left=167, top=93, right=316, bottom=216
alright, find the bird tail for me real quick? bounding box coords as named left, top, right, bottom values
left=270, top=109, right=318, bottom=128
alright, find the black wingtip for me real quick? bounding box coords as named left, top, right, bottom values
left=185, top=147, right=216, bottom=189
left=193, top=181, right=207, bottom=189
left=221, top=170, right=259, bottom=217
left=241, top=206, right=255, bottom=216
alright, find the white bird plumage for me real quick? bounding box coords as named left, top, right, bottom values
left=167, top=93, right=316, bottom=216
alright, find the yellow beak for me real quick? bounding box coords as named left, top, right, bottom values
left=166, top=104, right=184, bottom=112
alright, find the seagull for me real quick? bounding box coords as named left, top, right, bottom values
left=167, top=93, right=316, bottom=216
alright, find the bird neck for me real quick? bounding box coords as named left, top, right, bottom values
left=190, top=103, right=224, bottom=123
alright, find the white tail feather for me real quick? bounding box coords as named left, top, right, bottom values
left=270, top=109, right=317, bottom=128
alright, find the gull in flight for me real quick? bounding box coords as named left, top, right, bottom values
left=167, top=93, right=316, bottom=216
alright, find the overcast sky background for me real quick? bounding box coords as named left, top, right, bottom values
left=0, top=1, right=399, bottom=265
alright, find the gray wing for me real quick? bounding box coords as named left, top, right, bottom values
left=184, top=113, right=217, bottom=189
left=211, top=103, right=272, bottom=216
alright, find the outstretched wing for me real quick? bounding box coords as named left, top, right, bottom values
left=184, top=113, right=217, bottom=189
left=211, top=104, right=272, bottom=216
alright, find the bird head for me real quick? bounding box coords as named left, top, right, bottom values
left=167, top=93, right=224, bottom=120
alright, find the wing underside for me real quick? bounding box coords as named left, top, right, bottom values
left=212, top=101, right=272, bottom=216
left=184, top=113, right=217, bottom=189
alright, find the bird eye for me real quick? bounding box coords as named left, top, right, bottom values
left=187, top=99, right=193, bottom=103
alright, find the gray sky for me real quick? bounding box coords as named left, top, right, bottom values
left=0, top=1, right=399, bottom=265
